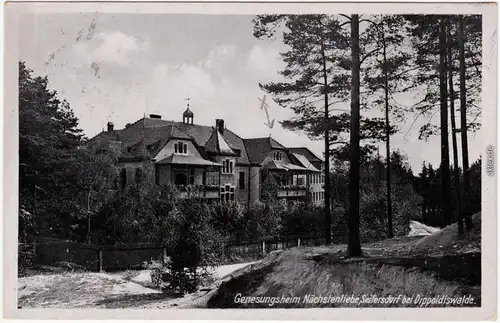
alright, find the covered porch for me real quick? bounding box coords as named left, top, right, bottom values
left=155, top=155, right=222, bottom=198
left=264, top=161, right=309, bottom=198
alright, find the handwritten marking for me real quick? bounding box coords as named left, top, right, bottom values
left=258, top=95, right=275, bottom=129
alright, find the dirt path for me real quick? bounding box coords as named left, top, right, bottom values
left=18, top=262, right=256, bottom=308
left=18, top=272, right=161, bottom=308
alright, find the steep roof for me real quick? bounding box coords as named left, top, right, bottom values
left=243, top=137, right=287, bottom=165
left=292, top=153, right=321, bottom=172
left=156, top=154, right=222, bottom=167
left=89, top=117, right=250, bottom=165
left=288, top=147, right=324, bottom=162
left=205, top=129, right=237, bottom=156
left=263, top=160, right=309, bottom=172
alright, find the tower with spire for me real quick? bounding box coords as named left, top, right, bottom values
left=183, top=97, right=194, bottom=124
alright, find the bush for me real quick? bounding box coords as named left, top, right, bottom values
left=155, top=197, right=226, bottom=294
left=282, top=202, right=324, bottom=238
left=243, top=200, right=286, bottom=242
left=212, top=201, right=246, bottom=243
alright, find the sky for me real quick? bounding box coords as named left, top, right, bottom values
left=19, top=13, right=482, bottom=172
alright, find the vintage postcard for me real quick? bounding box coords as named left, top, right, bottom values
left=3, top=1, right=497, bottom=320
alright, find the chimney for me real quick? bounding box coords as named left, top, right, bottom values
left=107, top=122, right=114, bottom=132
left=149, top=114, right=162, bottom=119
left=216, top=119, right=224, bottom=134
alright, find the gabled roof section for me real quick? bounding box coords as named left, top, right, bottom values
left=269, top=137, right=286, bottom=149
left=155, top=154, right=222, bottom=167
left=86, top=130, right=122, bottom=147
left=288, top=147, right=325, bottom=162
left=243, top=137, right=287, bottom=165
left=263, top=160, right=309, bottom=172
left=89, top=118, right=194, bottom=158
left=205, top=129, right=237, bottom=156
left=292, top=153, right=321, bottom=172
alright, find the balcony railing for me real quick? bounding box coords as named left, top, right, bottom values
left=277, top=185, right=307, bottom=198
left=175, top=184, right=220, bottom=198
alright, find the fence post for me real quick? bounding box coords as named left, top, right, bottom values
left=297, top=237, right=301, bottom=248
left=261, top=240, right=266, bottom=257
left=98, top=249, right=103, bottom=272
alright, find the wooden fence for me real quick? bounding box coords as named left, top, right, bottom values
left=224, top=231, right=348, bottom=263
left=33, top=237, right=165, bottom=271
left=33, top=230, right=348, bottom=271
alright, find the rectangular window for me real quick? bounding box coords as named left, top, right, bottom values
left=297, top=177, right=304, bottom=186
left=174, top=141, right=188, bottom=155
left=205, top=171, right=218, bottom=186
left=222, top=159, right=234, bottom=174
left=189, top=168, right=195, bottom=185
left=155, top=166, right=160, bottom=185
left=120, top=168, right=127, bottom=188
left=220, top=184, right=235, bottom=203
left=238, top=171, right=245, bottom=189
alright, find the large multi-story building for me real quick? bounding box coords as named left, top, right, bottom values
left=89, top=108, right=325, bottom=205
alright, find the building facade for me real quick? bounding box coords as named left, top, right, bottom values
left=88, top=108, right=325, bottom=205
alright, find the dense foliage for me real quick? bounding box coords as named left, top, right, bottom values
left=19, top=11, right=483, bottom=282
left=330, top=150, right=420, bottom=242
left=19, top=62, right=120, bottom=242
left=415, top=157, right=481, bottom=228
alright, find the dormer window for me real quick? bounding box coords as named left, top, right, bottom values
left=274, top=151, right=282, bottom=161
left=174, top=141, right=188, bottom=155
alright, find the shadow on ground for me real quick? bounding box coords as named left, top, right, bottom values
left=95, top=293, right=176, bottom=308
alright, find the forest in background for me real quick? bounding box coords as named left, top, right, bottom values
left=19, top=14, right=482, bottom=276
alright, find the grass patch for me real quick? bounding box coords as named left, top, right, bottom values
left=206, top=248, right=480, bottom=308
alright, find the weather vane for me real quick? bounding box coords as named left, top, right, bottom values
left=185, top=97, right=191, bottom=108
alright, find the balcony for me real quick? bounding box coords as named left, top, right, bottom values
left=277, top=185, right=307, bottom=198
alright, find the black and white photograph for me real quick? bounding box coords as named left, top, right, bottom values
left=3, top=1, right=497, bottom=320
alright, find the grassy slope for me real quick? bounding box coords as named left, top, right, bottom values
left=192, top=214, right=482, bottom=308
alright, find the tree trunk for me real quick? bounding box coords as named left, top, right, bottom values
left=439, top=17, right=452, bottom=227
left=447, top=25, right=464, bottom=235
left=381, top=21, right=394, bottom=238
left=87, top=188, right=92, bottom=243
left=348, top=14, right=362, bottom=257
left=458, top=15, right=472, bottom=231
left=319, top=28, right=332, bottom=245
